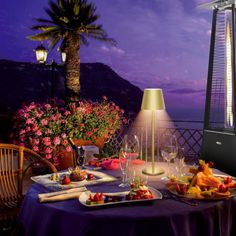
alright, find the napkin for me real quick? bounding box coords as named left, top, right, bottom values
left=102, top=158, right=120, bottom=170
left=39, top=187, right=87, bottom=203
left=131, top=159, right=145, bottom=165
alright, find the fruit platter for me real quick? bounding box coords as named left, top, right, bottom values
left=79, top=177, right=162, bottom=207
left=166, top=160, right=236, bottom=200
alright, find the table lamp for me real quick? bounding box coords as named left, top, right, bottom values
left=141, top=88, right=165, bottom=176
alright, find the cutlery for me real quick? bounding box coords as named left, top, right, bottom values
left=160, top=189, right=199, bottom=206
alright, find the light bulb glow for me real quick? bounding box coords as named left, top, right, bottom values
left=225, top=21, right=233, bottom=128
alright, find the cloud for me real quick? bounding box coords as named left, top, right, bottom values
left=168, top=88, right=205, bottom=94
left=100, top=45, right=125, bottom=55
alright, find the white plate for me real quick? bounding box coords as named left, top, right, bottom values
left=31, top=170, right=117, bottom=190
left=79, top=187, right=162, bottom=207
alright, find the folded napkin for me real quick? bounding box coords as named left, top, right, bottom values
left=102, top=158, right=120, bottom=170
left=39, top=187, right=87, bottom=203
left=132, top=159, right=145, bottom=165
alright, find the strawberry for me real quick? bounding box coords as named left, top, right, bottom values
left=94, top=162, right=100, bottom=167
left=224, top=176, right=233, bottom=184
left=176, top=184, right=187, bottom=195
left=87, top=173, right=94, bottom=180
left=176, top=184, right=181, bottom=194
left=93, top=193, right=100, bottom=202
left=62, top=175, right=71, bottom=185
left=208, top=161, right=214, bottom=168
left=218, top=184, right=229, bottom=193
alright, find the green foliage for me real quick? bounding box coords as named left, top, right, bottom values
left=28, top=0, right=116, bottom=49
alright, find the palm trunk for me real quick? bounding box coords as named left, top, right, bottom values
left=64, top=34, right=81, bottom=102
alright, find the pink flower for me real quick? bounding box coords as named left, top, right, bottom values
left=102, top=96, right=108, bottom=101
left=45, top=129, right=52, bottom=135
left=61, top=133, right=67, bottom=139
left=53, top=136, right=60, bottom=145
left=28, top=103, right=36, bottom=110
left=33, top=146, right=39, bottom=152
left=44, top=104, right=51, bottom=110
left=45, top=154, right=52, bottom=159
left=32, top=124, right=39, bottom=132
left=36, top=130, right=42, bottom=136
left=36, top=111, right=43, bottom=118
left=87, top=131, right=93, bottom=137
left=19, top=129, right=25, bottom=135
left=41, top=119, right=48, bottom=126
left=50, top=115, right=57, bottom=121
left=33, top=139, right=40, bottom=145
left=42, top=137, right=51, bottom=146
left=26, top=126, right=31, bottom=132
left=26, top=119, right=34, bottom=124
left=45, top=147, right=52, bottom=154
left=64, top=110, right=71, bottom=116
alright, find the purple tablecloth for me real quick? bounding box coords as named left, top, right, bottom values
left=18, top=169, right=236, bottom=236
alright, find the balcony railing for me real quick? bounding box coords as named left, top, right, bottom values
left=106, top=120, right=204, bottom=164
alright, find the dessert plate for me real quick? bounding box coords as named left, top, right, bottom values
left=31, top=170, right=117, bottom=190
left=79, top=187, right=162, bottom=207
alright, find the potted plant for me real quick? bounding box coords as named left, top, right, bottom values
left=12, top=97, right=127, bottom=169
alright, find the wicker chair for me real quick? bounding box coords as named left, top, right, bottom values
left=0, top=143, right=57, bottom=235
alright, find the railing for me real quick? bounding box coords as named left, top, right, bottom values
left=106, top=120, right=204, bottom=164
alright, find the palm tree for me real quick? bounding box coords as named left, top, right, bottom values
left=29, top=0, right=115, bottom=102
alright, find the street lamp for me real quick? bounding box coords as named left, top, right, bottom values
left=34, top=44, right=66, bottom=99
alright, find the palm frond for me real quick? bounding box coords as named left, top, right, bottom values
left=35, top=18, right=55, bottom=24
left=31, top=25, right=56, bottom=31
left=80, top=34, right=89, bottom=46
left=49, top=36, right=60, bottom=50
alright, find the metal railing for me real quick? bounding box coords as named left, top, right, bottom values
left=105, top=120, right=204, bottom=164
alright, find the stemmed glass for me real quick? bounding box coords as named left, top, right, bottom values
left=122, top=134, right=140, bottom=161
left=175, top=147, right=186, bottom=179
left=119, top=134, right=140, bottom=187
left=160, top=134, right=178, bottom=179
left=119, top=148, right=129, bottom=187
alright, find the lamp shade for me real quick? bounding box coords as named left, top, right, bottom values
left=35, top=44, right=48, bottom=64
left=141, top=88, right=165, bottom=110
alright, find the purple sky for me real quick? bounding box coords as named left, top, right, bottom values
left=0, top=0, right=212, bottom=119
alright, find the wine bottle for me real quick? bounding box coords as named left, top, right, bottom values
left=68, top=138, right=84, bottom=167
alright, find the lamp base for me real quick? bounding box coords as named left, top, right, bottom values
left=142, top=168, right=164, bottom=176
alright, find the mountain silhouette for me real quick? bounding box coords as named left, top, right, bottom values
left=0, top=59, right=143, bottom=141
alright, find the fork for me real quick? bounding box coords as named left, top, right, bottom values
left=160, top=189, right=199, bottom=206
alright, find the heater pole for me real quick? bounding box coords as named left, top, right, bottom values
left=232, top=5, right=236, bottom=133
left=204, top=9, right=218, bottom=130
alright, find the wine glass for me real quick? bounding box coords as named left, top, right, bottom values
left=119, top=148, right=129, bottom=187
left=160, top=134, right=178, bottom=179
left=122, top=134, right=140, bottom=162
left=175, top=147, right=186, bottom=179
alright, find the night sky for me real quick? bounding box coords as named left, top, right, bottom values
left=0, top=0, right=212, bottom=119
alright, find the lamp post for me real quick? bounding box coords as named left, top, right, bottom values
left=141, top=88, right=166, bottom=176
left=34, top=44, right=66, bottom=99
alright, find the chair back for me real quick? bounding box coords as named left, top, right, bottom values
left=0, top=144, right=57, bottom=209
left=0, top=144, right=24, bottom=209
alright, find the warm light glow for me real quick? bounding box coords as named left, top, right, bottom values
left=35, top=44, right=48, bottom=63
left=141, top=88, right=165, bottom=111
left=61, top=51, right=66, bottom=63
left=225, top=21, right=233, bottom=128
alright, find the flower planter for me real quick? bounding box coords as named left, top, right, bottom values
left=57, top=138, right=105, bottom=170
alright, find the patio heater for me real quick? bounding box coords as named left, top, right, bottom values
left=201, top=0, right=236, bottom=175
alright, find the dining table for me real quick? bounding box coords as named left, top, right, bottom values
left=18, top=162, right=236, bottom=236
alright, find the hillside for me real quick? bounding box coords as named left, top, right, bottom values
left=0, top=60, right=143, bottom=141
